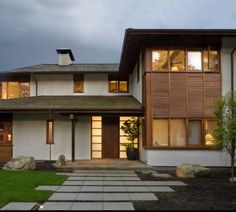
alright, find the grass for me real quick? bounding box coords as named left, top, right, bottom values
left=0, top=170, right=68, bottom=208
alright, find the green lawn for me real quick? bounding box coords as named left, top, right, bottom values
left=0, top=170, right=68, bottom=208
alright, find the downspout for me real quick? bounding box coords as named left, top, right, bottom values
left=231, top=47, right=236, bottom=95
left=31, top=73, right=38, bottom=96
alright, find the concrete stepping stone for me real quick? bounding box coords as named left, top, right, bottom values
left=67, top=177, right=86, bottom=181
left=103, top=193, right=130, bottom=201
left=76, top=193, right=103, bottom=201
left=0, top=202, right=37, bottom=210
left=57, top=186, right=81, bottom=192
left=103, top=186, right=126, bottom=192
left=147, top=186, right=174, bottom=192
left=49, top=193, right=77, bottom=201
left=128, top=193, right=158, bottom=201
left=125, top=186, right=150, bottom=192
left=39, top=202, right=73, bottom=210
left=35, top=186, right=59, bottom=191
left=80, top=186, right=103, bottom=192
left=103, top=202, right=134, bottom=210
left=71, top=202, right=103, bottom=210
left=63, top=181, right=84, bottom=186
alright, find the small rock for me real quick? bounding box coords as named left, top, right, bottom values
left=229, top=177, right=236, bottom=183
left=54, top=155, right=66, bottom=167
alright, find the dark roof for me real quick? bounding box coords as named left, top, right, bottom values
left=56, top=49, right=75, bottom=61
left=119, top=28, right=236, bottom=73
left=0, top=64, right=119, bottom=74
left=0, top=96, right=143, bottom=113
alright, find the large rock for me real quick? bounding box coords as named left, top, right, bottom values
left=176, top=163, right=211, bottom=178
left=53, top=155, right=67, bottom=167
left=3, top=156, right=36, bottom=170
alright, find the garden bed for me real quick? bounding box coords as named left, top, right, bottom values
left=135, top=168, right=236, bottom=210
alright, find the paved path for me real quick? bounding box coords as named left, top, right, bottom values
left=1, top=169, right=187, bottom=210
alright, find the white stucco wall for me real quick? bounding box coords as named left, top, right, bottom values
left=13, top=113, right=91, bottom=160
left=142, top=148, right=231, bottom=167
left=30, top=73, right=132, bottom=96
left=129, top=52, right=142, bottom=103
left=221, top=37, right=236, bottom=94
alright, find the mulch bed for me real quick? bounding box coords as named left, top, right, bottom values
left=135, top=168, right=236, bottom=210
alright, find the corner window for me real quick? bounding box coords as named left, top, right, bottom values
left=170, top=50, right=185, bottom=71
left=108, top=76, right=128, bottom=93
left=0, top=82, right=30, bottom=99
left=73, top=74, right=84, bottom=93
left=152, top=50, right=168, bottom=71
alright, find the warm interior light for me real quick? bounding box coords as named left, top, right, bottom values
left=8, top=133, right=12, bottom=142
left=205, top=133, right=214, bottom=145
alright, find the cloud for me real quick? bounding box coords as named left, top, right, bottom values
left=0, top=0, right=236, bottom=71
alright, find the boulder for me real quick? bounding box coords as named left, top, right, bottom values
left=3, top=156, right=36, bottom=170
left=176, top=163, right=211, bottom=178
left=54, top=155, right=66, bottom=167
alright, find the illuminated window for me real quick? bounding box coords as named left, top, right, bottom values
left=152, top=50, right=168, bottom=71
left=153, top=119, right=168, bottom=147
left=188, top=120, right=202, bottom=145
left=170, top=119, right=186, bottom=146
left=187, top=51, right=202, bottom=71
left=204, top=50, right=219, bottom=72
left=108, top=76, right=128, bottom=93
left=73, top=74, right=84, bottom=93
left=0, top=82, right=29, bottom=99
left=46, top=120, right=54, bottom=144
left=170, top=50, right=185, bottom=71
left=0, top=121, right=12, bottom=144
left=91, top=116, right=102, bottom=158
left=205, top=120, right=217, bottom=146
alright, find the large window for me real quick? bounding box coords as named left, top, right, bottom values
left=153, top=119, right=216, bottom=148
left=152, top=49, right=219, bottom=72
left=108, top=76, right=129, bottom=93
left=0, top=82, right=30, bottom=99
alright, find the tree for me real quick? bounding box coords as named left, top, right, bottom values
left=214, top=92, right=236, bottom=183
left=121, top=117, right=140, bottom=148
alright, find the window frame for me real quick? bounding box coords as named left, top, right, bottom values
left=108, top=75, right=129, bottom=93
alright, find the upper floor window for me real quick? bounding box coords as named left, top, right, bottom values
left=0, top=82, right=30, bottom=99
left=152, top=49, right=219, bottom=72
left=73, top=74, right=84, bottom=93
left=108, top=76, right=129, bottom=93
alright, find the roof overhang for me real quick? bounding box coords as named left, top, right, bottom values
left=119, top=28, right=236, bottom=73
left=0, top=96, right=143, bottom=114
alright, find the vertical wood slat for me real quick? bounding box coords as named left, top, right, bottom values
left=0, top=145, right=12, bottom=161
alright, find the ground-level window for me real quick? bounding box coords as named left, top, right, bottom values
left=0, top=121, right=12, bottom=144
left=152, top=119, right=217, bottom=148
left=91, top=116, right=102, bottom=158
left=0, top=81, right=30, bottom=99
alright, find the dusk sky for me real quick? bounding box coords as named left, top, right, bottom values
left=0, top=0, right=236, bottom=71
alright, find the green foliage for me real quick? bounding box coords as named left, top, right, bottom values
left=214, top=92, right=236, bottom=182
left=121, top=117, right=140, bottom=149
left=0, top=170, right=67, bottom=208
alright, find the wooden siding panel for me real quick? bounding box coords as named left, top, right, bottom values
left=204, top=73, right=221, bottom=117
left=187, top=73, right=204, bottom=117
left=0, top=145, right=12, bottom=161
left=152, top=73, right=169, bottom=117
left=170, top=73, right=186, bottom=117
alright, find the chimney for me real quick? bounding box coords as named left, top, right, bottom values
left=56, top=49, right=75, bottom=66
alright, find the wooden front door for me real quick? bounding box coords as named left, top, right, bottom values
left=102, top=117, right=119, bottom=158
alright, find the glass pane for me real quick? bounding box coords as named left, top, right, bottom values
left=120, top=136, right=129, bottom=143
left=170, top=50, right=185, bottom=71
left=0, top=121, right=12, bottom=144
left=152, top=50, right=168, bottom=71
left=92, top=121, right=102, bottom=129
left=120, top=116, right=131, bottom=121
left=92, top=128, right=101, bottom=136
left=189, top=121, right=201, bottom=145
left=170, top=119, right=186, bottom=146
left=92, top=151, right=101, bottom=158
left=205, top=120, right=217, bottom=145
left=187, top=51, right=202, bottom=71
left=120, top=151, right=127, bottom=159
left=120, top=145, right=126, bottom=151
left=74, top=80, right=84, bottom=93
left=92, top=136, right=101, bottom=143
left=203, top=50, right=219, bottom=72
left=8, top=82, right=20, bottom=99
left=109, top=81, right=118, bottom=92
left=119, top=81, right=128, bottom=92
left=92, top=144, right=102, bottom=151
left=153, top=119, right=168, bottom=146
left=19, top=82, right=30, bottom=97
left=92, top=116, right=102, bottom=121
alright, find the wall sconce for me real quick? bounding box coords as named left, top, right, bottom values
left=8, top=133, right=12, bottom=142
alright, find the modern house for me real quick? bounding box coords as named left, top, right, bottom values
left=0, top=29, right=236, bottom=166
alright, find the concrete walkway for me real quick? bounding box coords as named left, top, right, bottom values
left=1, top=169, right=187, bottom=210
